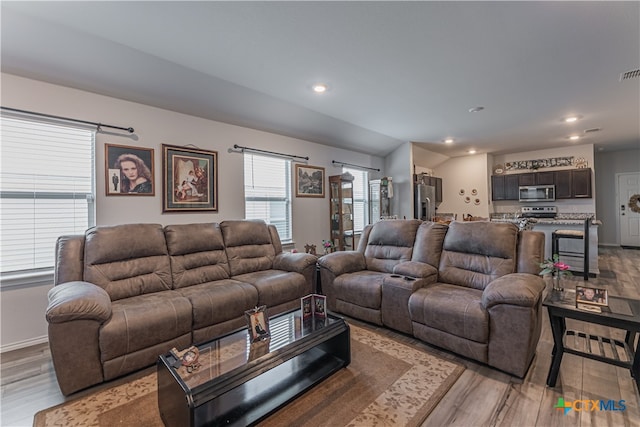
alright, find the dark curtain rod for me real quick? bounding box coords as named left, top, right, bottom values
left=233, top=144, right=309, bottom=161
left=1, top=106, right=134, bottom=133
left=332, top=160, right=380, bottom=172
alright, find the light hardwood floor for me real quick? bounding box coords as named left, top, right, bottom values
left=1, top=247, right=638, bottom=427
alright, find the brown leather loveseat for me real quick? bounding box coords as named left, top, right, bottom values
left=46, top=220, right=316, bottom=395
left=318, top=219, right=545, bottom=378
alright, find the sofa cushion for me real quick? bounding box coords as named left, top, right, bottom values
left=177, top=279, right=258, bottom=330
left=83, top=224, right=172, bottom=300
left=233, top=270, right=308, bottom=307
left=221, top=220, right=276, bottom=276
left=409, top=284, right=489, bottom=344
left=363, top=219, right=421, bottom=273
left=411, top=221, right=449, bottom=268
left=333, top=271, right=386, bottom=310
left=438, top=221, right=518, bottom=290
left=164, top=223, right=230, bottom=289
left=99, top=291, right=192, bottom=362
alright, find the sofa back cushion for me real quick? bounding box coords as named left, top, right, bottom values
left=164, top=223, right=230, bottom=289
left=83, top=224, right=172, bottom=301
left=363, top=219, right=421, bottom=273
left=439, top=221, right=518, bottom=290
left=411, top=222, right=449, bottom=268
left=220, top=220, right=276, bottom=276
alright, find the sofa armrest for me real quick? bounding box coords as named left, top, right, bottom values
left=481, top=273, right=545, bottom=309
left=46, top=281, right=112, bottom=324
left=273, top=252, right=317, bottom=274
left=317, top=251, right=366, bottom=276
left=393, top=261, right=438, bottom=279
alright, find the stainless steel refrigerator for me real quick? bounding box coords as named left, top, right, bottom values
left=414, top=184, right=436, bottom=221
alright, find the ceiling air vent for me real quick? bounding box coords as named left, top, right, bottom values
left=619, top=68, right=640, bottom=81
left=584, top=128, right=602, bottom=134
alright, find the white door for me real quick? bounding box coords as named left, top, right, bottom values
left=618, top=173, right=640, bottom=247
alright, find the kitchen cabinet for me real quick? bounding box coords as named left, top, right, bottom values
left=329, top=175, right=354, bottom=251
left=492, top=168, right=591, bottom=201
left=491, top=174, right=519, bottom=201
left=425, top=176, right=443, bottom=203
left=555, top=169, right=592, bottom=199
left=571, top=169, right=592, bottom=198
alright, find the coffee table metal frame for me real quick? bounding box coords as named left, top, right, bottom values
left=157, top=309, right=350, bottom=427
left=543, top=290, right=640, bottom=394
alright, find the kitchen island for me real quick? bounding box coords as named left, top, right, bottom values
left=490, top=215, right=601, bottom=277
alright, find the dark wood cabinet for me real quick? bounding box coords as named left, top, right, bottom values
left=491, top=174, right=519, bottom=200
left=426, top=176, right=443, bottom=203
left=554, top=170, right=572, bottom=199
left=571, top=169, right=592, bottom=198
left=536, top=171, right=555, bottom=185
left=493, top=168, right=592, bottom=201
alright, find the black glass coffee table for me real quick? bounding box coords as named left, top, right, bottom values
left=157, top=309, right=350, bottom=427
left=543, top=289, right=640, bottom=394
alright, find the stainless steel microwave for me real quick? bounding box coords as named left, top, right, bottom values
left=519, top=185, right=555, bottom=202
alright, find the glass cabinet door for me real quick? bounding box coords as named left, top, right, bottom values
left=329, top=175, right=354, bottom=251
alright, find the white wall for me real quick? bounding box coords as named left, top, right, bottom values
left=385, top=142, right=413, bottom=219
left=594, top=148, right=640, bottom=245
left=433, top=153, right=491, bottom=219
left=0, top=73, right=383, bottom=350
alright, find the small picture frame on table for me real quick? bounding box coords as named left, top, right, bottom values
left=245, top=306, right=270, bottom=342
left=576, top=286, right=608, bottom=306
left=301, top=294, right=327, bottom=319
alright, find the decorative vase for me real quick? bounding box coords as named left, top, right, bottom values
left=553, top=272, right=564, bottom=291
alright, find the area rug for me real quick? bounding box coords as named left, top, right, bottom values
left=33, top=324, right=464, bottom=427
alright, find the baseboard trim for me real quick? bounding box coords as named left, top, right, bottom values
left=1, top=335, right=48, bottom=353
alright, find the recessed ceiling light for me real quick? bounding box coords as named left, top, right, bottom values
left=568, top=135, right=580, bottom=140
left=312, top=83, right=328, bottom=93
left=468, top=149, right=476, bottom=154
left=444, top=138, right=454, bottom=144
left=468, top=107, right=484, bottom=113
left=561, top=115, right=582, bottom=123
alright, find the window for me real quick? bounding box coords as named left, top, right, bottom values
left=343, top=167, right=368, bottom=232
left=0, top=116, right=95, bottom=277
left=243, top=153, right=292, bottom=242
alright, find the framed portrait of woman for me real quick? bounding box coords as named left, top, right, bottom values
left=162, top=144, right=218, bottom=212
left=105, top=143, right=155, bottom=196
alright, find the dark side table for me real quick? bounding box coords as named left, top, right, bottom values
left=543, top=290, right=640, bottom=394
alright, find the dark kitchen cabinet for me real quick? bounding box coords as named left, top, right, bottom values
left=555, top=169, right=592, bottom=199
left=536, top=171, right=555, bottom=185
left=518, top=173, right=536, bottom=186
left=571, top=169, right=592, bottom=198
left=426, top=176, right=443, bottom=203
left=492, top=174, right=519, bottom=201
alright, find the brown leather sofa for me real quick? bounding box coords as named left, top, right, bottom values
left=318, top=219, right=545, bottom=378
left=46, top=220, right=316, bottom=395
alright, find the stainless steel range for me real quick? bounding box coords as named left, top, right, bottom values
left=521, top=206, right=557, bottom=218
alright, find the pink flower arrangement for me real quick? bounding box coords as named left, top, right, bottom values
left=539, top=254, right=571, bottom=278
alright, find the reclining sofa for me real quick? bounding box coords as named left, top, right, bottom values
left=318, top=219, right=545, bottom=377
left=46, top=220, right=317, bottom=395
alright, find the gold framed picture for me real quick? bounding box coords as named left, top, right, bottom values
left=295, top=164, right=325, bottom=198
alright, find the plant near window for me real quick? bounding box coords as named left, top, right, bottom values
left=539, top=254, right=571, bottom=291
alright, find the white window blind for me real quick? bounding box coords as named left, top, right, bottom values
left=343, top=167, right=368, bottom=232
left=0, top=116, right=95, bottom=275
left=243, top=153, right=292, bottom=242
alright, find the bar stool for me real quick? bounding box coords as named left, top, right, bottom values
left=551, top=217, right=591, bottom=280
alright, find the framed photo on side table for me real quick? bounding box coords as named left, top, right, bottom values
left=105, top=143, right=154, bottom=196
left=162, top=144, right=218, bottom=212
left=576, top=286, right=608, bottom=306
left=295, top=165, right=325, bottom=198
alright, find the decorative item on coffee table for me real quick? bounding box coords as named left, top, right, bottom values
left=301, top=294, right=327, bottom=319
left=245, top=305, right=270, bottom=342
left=575, top=286, right=608, bottom=312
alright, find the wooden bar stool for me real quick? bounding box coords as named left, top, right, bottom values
left=551, top=217, right=591, bottom=280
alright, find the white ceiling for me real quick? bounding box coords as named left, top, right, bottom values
left=2, top=1, right=639, bottom=158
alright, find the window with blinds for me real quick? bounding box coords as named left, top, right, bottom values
left=243, top=153, right=292, bottom=242
left=343, top=167, right=368, bottom=232
left=0, top=116, right=95, bottom=276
